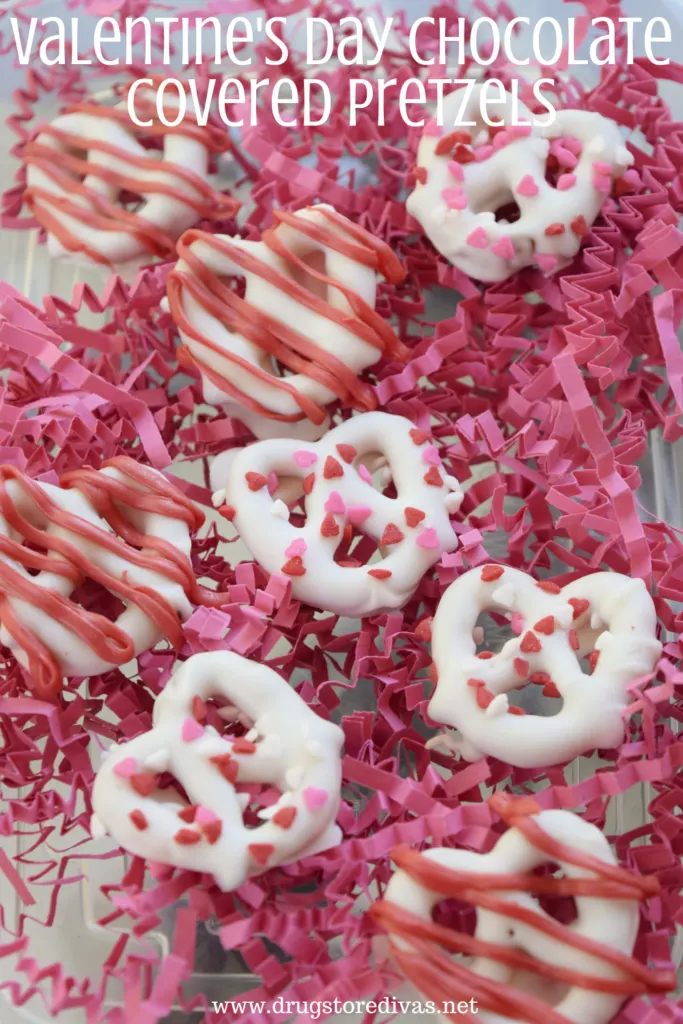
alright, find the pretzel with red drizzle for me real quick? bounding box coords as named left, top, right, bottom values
left=0, top=458, right=227, bottom=699
left=427, top=565, right=662, bottom=768
left=167, top=205, right=408, bottom=440
left=23, top=79, right=238, bottom=268
left=371, top=793, right=676, bottom=1024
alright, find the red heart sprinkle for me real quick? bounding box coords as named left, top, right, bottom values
left=475, top=687, right=494, bottom=709
left=178, top=805, right=198, bottom=823
left=409, top=428, right=431, bottom=445
left=174, top=828, right=201, bottom=845
left=192, top=695, right=207, bottom=722
left=202, top=821, right=222, bottom=845
left=415, top=166, right=428, bottom=184
left=453, top=144, right=475, bottom=164
left=303, top=473, right=315, bottom=494
left=368, top=568, right=392, bottom=579
left=415, top=617, right=432, bottom=641
left=130, top=810, right=147, bottom=830
left=588, top=650, right=600, bottom=672
left=543, top=680, right=561, bottom=698
left=545, top=223, right=566, bottom=237
left=467, top=678, right=485, bottom=688
left=480, top=565, right=504, bottom=582
left=477, top=651, right=494, bottom=659
left=434, top=131, right=468, bottom=156
left=219, top=505, right=236, bottom=521
left=569, top=629, right=579, bottom=651
left=404, top=507, right=426, bottom=527
left=568, top=597, right=590, bottom=620
left=320, top=513, right=340, bottom=538
left=272, top=807, right=297, bottom=829
left=429, top=663, right=439, bottom=684
left=336, top=444, right=357, bottom=464
left=614, top=177, right=632, bottom=197
left=245, top=472, right=268, bottom=491
left=423, top=467, right=443, bottom=487
left=323, top=456, right=343, bottom=479
left=530, top=672, right=550, bottom=686
left=232, top=738, right=257, bottom=755
left=520, top=632, right=542, bottom=654
left=210, top=754, right=238, bottom=783
left=130, top=772, right=157, bottom=797
left=380, top=523, right=404, bottom=546
left=508, top=706, right=526, bottom=716
left=513, top=658, right=529, bottom=678
left=533, top=616, right=555, bottom=635
left=571, top=215, right=589, bottom=238
left=281, top=556, right=306, bottom=576
left=536, top=580, right=561, bottom=594
left=248, top=843, right=275, bottom=865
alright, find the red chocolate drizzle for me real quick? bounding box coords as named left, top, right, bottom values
left=167, top=207, right=408, bottom=426
left=23, top=81, right=238, bottom=266
left=0, top=457, right=228, bottom=701
left=371, top=794, right=675, bottom=1024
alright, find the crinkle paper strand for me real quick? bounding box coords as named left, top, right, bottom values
left=0, top=0, right=682, bottom=1020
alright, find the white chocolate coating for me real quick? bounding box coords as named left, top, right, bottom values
left=167, top=205, right=403, bottom=439
left=0, top=465, right=193, bottom=679
left=25, top=84, right=221, bottom=268
left=92, top=651, right=344, bottom=891
left=408, top=86, right=634, bottom=282
left=219, top=412, right=463, bottom=616
left=428, top=566, right=661, bottom=767
left=384, top=808, right=639, bottom=1024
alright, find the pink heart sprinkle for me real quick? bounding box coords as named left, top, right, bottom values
left=492, top=130, right=510, bottom=150
left=416, top=527, right=440, bottom=549
left=623, top=169, right=640, bottom=186
left=267, top=471, right=278, bottom=495
left=563, top=136, right=583, bottom=156
left=113, top=757, right=138, bottom=778
left=441, top=187, right=467, bottom=211
left=593, top=174, right=612, bottom=193
left=550, top=141, right=578, bottom=169
left=149, top=861, right=174, bottom=880
left=195, top=806, right=219, bottom=825
left=557, top=174, right=577, bottom=191
left=303, top=787, right=329, bottom=811
left=294, top=450, right=317, bottom=468
left=347, top=504, right=373, bottom=525
left=446, top=160, right=464, bottom=183
left=507, top=124, right=532, bottom=139
left=474, top=145, right=494, bottom=162
left=593, top=161, right=613, bottom=176
left=285, top=538, right=307, bottom=558
left=324, top=491, right=346, bottom=515
left=536, top=253, right=559, bottom=273
left=357, top=465, right=372, bottom=484
left=421, top=444, right=441, bottom=466
left=511, top=611, right=525, bottom=635
left=181, top=717, right=204, bottom=742
left=466, top=227, right=488, bottom=249
left=492, top=236, right=515, bottom=261
left=424, top=116, right=442, bottom=137
left=516, top=175, right=539, bottom=198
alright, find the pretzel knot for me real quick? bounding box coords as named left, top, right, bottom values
left=219, top=412, right=463, bottom=617
left=23, top=79, right=237, bottom=268
left=166, top=205, right=407, bottom=440
left=408, top=84, right=635, bottom=282
left=428, top=566, right=662, bottom=768
left=91, top=651, right=344, bottom=892
left=372, top=807, right=674, bottom=1024
left=0, top=457, right=223, bottom=700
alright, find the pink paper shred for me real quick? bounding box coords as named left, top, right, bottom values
left=0, top=1, right=682, bottom=1021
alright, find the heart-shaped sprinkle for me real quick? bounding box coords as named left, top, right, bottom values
left=545, top=223, right=566, bottom=237
left=195, top=806, right=219, bottom=825
left=480, top=565, right=504, bottom=582
left=336, top=443, right=357, bottom=464
left=492, top=236, right=515, bottom=261
left=324, top=491, right=346, bottom=515
left=380, top=523, right=404, bottom=546
left=568, top=597, right=590, bottom=620
left=113, top=757, right=138, bottom=778
left=536, top=580, right=561, bottom=593
left=592, top=173, right=612, bottom=193
left=203, top=821, right=222, bottom=845
left=303, top=787, right=329, bottom=811
left=129, top=810, right=148, bottom=830
left=320, top=513, right=340, bottom=538
left=323, top=456, right=343, bottom=479
left=466, top=227, right=488, bottom=249
left=293, top=450, right=317, bottom=467
left=514, top=658, right=529, bottom=678
left=232, top=738, right=258, bottom=755
left=219, top=505, right=236, bottom=521
left=475, top=686, right=494, bottom=709
left=534, top=616, right=555, bottom=635
left=357, top=464, right=372, bottom=484
left=442, top=187, right=467, bottom=210
left=281, top=556, right=305, bottom=576
left=303, top=473, right=315, bottom=494
left=175, top=828, right=201, bottom=845
left=415, top=166, right=428, bottom=185
left=447, top=160, right=464, bottom=182
left=272, top=806, right=297, bottom=829
left=347, top=504, right=372, bottom=525
left=423, top=467, right=443, bottom=487
left=520, top=631, right=542, bottom=654
left=368, top=568, right=392, bottom=580
left=178, top=805, right=198, bottom=823
left=536, top=253, right=559, bottom=273
left=474, top=144, right=494, bottom=162
left=404, top=507, right=426, bottom=528
left=248, top=843, right=274, bottom=865
left=210, top=754, right=238, bottom=783
left=421, top=444, right=441, bottom=466
left=192, top=695, right=207, bottom=722
left=409, top=428, right=431, bottom=445
left=181, top=718, right=204, bottom=742
left=516, top=174, right=539, bottom=197
left=130, top=773, right=156, bottom=798
left=416, top=527, right=439, bottom=549
left=557, top=173, right=577, bottom=191
left=245, top=472, right=268, bottom=491
left=571, top=215, right=589, bottom=238
left=285, top=538, right=307, bottom=558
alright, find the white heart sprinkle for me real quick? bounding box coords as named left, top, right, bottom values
left=590, top=612, right=604, bottom=630
left=594, top=631, right=612, bottom=652
left=306, top=739, right=324, bottom=758
left=445, top=492, right=463, bottom=513
left=245, top=728, right=259, bottom=742
left=237, top=792, right=250, bottom=811
left=285, top=766, right=305, bottom=789
left=492, top=584, right=515, bottom=609
left=486, top=694, right=509, bottom=718
left=90, top=815, right=108, bottom=839
left=270, top=499, right=290, bottom=521
left=556, top=605, right=574, bottom=629
left=144, top=749, right=169, bottom=773
left=473, top=626, right=484, bottom=644
left=211, top=489, right=226, bottom=508
left=259, top=734, right=282, bottom=758
left=586, top=135, right=606, bottom=154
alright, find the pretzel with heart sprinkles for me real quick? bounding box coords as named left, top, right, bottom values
left=23, top=80, right=237, bottom=268
left=427, top=566, right=662, bottom=768
left=0, top=458, right=228, bottom=700
left=218, top=412, right=463, bottom=616
left=167, top=205, right=408, bottom=440
left=408, top=85, right=634, bottom=282
left=91, top=651, right=344, bottom=891
left=371, top=793, right=675, bottom=1024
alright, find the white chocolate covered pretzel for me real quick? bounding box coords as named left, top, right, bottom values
left=428, top=566, right=661, bottom=767
left=218, top=412, right=463, bottom=616
left=167, top=205, right=407, bottom=440
left=408, top=85, right=634, bottom=282
left=91, top=651, right=344, bottom=891
left=0, top=458, right=222, bottom=700
left=371, top=793, right=673, bottom=1024
left=24, top=81, right=237, bottom=268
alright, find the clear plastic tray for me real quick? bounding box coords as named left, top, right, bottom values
left=1, top=0, right=682, bottom=1020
